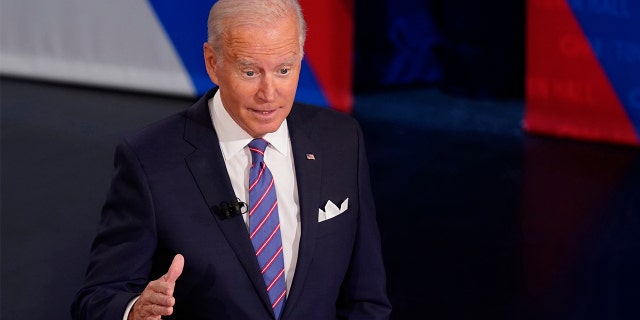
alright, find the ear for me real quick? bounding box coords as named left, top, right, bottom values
left=203, top=42, right=220, bottom=85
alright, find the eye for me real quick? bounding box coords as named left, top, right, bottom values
left=279, top=68, right=289, bottom=75
left=245, top=71, right=256, bottom=77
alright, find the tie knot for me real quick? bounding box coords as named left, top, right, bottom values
left=248, top=138, right=269, bottom=163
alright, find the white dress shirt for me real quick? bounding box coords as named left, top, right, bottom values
left=209, top=91, right=300, bottom=294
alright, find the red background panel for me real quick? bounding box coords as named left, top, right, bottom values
left=300, top=0, right=354, bottom=113
left=524, top=0, right=638, bottom=146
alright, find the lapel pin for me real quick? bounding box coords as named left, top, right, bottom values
left=306, top=153, right=316, bottom=160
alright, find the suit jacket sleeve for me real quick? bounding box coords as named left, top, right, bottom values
left=71, top=140, right=158, bottom=320
left=336, top=123, right=392, bottom=319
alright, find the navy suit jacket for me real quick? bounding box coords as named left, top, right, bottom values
left=71, top=88, right=391, bottom=319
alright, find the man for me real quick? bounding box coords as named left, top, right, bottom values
left=71, top=0, right=391, bottom=319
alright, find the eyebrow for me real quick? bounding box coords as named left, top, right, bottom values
left=236, top=54, right=300, bottom=68
left=280, top=56, right=299, bottom=65
left=237, top=59, right=257, bottom=68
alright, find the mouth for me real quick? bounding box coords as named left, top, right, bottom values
left=250, top=108, right=277, bottom=116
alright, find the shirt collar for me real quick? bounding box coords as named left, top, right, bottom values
left=209, top=90, right=290, bottom=161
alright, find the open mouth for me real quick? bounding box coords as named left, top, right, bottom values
left=251, top=108, right=276, bottom=115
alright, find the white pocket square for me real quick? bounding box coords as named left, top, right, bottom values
left=318, top=198, right=349, bottom=222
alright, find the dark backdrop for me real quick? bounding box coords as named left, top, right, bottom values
left=355, top=0, right=525, bottom=98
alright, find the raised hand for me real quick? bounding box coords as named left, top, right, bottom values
left=128, top=254, right=184, bottom=320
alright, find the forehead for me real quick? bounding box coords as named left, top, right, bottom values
left=222, top=16, right=301, bottom=64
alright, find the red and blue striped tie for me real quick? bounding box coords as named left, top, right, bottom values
left=248, top=138, right=287, bottom=319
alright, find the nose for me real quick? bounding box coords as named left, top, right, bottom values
left=257, top=75, right=276, bottom=103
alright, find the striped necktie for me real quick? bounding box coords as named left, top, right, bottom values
left=248, top=138, right=287, bottom=319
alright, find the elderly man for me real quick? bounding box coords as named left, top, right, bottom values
left=71, top=0, right=391, bottom=319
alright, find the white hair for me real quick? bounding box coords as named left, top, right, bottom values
left=207, top=0, right=307, bottom=57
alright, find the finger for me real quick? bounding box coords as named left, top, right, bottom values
left=163, top=254, right=184, bottom=284
left=144, top=291, right=176, bottom=307
left=147, top=303, right=173, bottom=317
left=155, top=305, right=174, bottom=317
left=145, top=278, right=172, bottom=295
left=131, top=294, right=173, bottom=319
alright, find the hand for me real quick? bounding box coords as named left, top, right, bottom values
left=128, top=254, right=184, bottom=320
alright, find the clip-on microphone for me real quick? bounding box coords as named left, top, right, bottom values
left=212, top=198, right=247, bottom=219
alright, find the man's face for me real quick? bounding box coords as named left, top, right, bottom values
left=204, top=14, right=302, bottom=138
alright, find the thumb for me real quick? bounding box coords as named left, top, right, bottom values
left=163, top=254, right=184, bottom=284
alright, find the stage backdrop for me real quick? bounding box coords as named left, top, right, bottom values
left=525, top=0, right=640, bottom=146
left=0, top=0, right=353, bottom=112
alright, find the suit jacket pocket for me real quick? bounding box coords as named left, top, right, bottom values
left=316, top=207, right=356, bottom=239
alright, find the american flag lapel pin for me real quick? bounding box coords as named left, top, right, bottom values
left=306, top=153, right=316, bottom=160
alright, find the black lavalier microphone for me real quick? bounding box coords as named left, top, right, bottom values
left=212, top=198, right=247, bottom=219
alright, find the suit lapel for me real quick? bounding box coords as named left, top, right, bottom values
left=183, top=90, right=273, bottom=313
left=283, top=106, right=323, bottom=314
